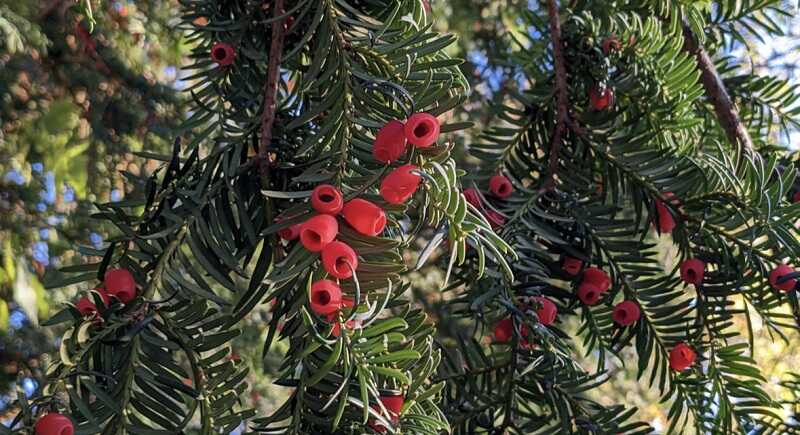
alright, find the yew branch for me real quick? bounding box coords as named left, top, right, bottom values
left=681, top=25, right=755, bottom=156
left=259, top=0, right=287, bottom=178
left=542, top=0, right=570, bottom=191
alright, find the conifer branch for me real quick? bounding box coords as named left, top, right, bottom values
left=142, top=224, right=188, bottom=299
left=259, top=0, right=287, bottom=179
left=542, top=0, right=570, bottom=191
left=681, top=25, right=755, bottom=156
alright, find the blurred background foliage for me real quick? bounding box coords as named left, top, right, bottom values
left=0, top=0, right=799, bottom=431
left=0, top=0, right=186, bottom=425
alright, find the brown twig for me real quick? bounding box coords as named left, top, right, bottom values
left=681, top=24, right=755, bottom=157
left=542, top=0, right=570, bottom=191
left=259, top=0, right=287, bottom=181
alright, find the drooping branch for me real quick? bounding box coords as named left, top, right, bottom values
left=681, top=25, right=755, bottom=156
left=542, top=0, right=570, bottom=191
left=259, top=0, right=287, bottom=178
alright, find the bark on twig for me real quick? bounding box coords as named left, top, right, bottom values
left=681, top=24, right=755, bottom=156
left=259, top=0, right=287, bottom=179
left=542, top=0, right=570, bottom=191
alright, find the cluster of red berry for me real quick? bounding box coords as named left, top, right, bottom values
left=562, top=200, right=700, bottom=371
left=565, top=260, right=642, bottom=326
left=463, top=174, right=514, bottom=228
left=74, top=268, right=138, bottom=317
left=280, top=184, right=374, bottom=336
left=678, top=252, right=797, bottom=293
left=277, top=113, right=439, bottom=343
left=346, top=114, right=445, bottom=431
left=372, top=113, right=441, bottom=432
left=493, top=296, right=557, bottom=349
left=39, top=270, right=138, bottom=429
left=570, top=259, right=699, bottom=372
left=660, top=192, right=797, bottom=295
left=490, top=254, right=701, bottom=372
left=372, top=112, right=440, bottom=162
left=39, top=271, right=138, bottom=431
left=652, top=188, right=799, bottom=371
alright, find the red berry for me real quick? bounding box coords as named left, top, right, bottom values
left=769, top=264, right=796, bottom=292
left=602, top=36, right=621, bottom=54
left=370, top=394, right=405, bottom=432
left=654, top=192, right=678, bottom=233
left=210, top=42, right=235, bottom=66
left=311, top=184, right=344, bottom=215
left=669, top=342, right=696, bottom=372
left=380, top=165, right=421, bottom=205
left=577, top=282, right=603, bottom=305
left=517, top=323, right=536, bottom=349
left=534, top=297, right=557, bottom=326
left=582, top=267, right=611, bottom=292
left=612, top=300, right=641, bottom=326
left=589, top=86, right=614, bottom=110
left=34, top=413, right=74, bottom=435
left=656, top=207, right=677, bottom=232
left=283, top=15, right=295, bottom=31
left=404, top=113, right=440, bottom=148
left=321, top=241, right=358, bottom=279
left=655, top=201, right=676, bottom=233
left=489, top=175, right=513, bottom=199
left=75, top=288, right=111, bottom=316
left=278, top=223, right=302, bottom=240
left=341, top=199, right=386, bottom=237
left=75, top=297, right=96, bottom=316
left=562, top=256, right=583, bottom=276
left=325, top=298, right=353, bottom=319
left=372, top=120, right=407, bottom=163
left=484, top=209, right=506, bottom=229
left=104, top=269, right=137, bottom=304
left=379, top=394, right=404, bottom=423
left=331, top=318, right=360, bottom=337
left=328, top=300, right=359, bottom=337
left=793, top=191, right=800, bottom=203
left=679, top=258, right=705, bottom=286
left=299, top=215, right=338, bottom=252
left=463, top=188, right=482, bottom=209
left=493, top=318, right=514, bottom=343
left=309, top=280, right=343, bottom=316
